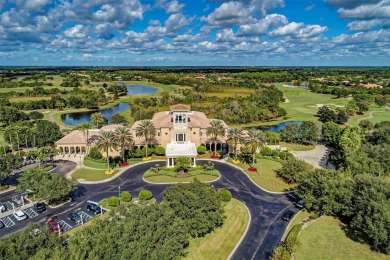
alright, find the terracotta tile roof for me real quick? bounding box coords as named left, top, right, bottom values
left=170, top=104, right=191, bottom=111
left=55, top=130, right=100, bottom=145
left=100, top=124, right=124, bottom=130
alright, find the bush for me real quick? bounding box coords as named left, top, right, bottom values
left=279, top=152, right=288, bottom=160
left=120, top=191, right=132, bottom=202
left=272, top=150, right=280, bottom=158
left=197, top=145, right=207, bottom=154
left=133, top=148, right=143, bottom=158
left=0, top=146, right=10, bottom=154
left=139, top=189, right=153, bottom=200
left=218, top=189, right=232, bottom=202
left=154, top=146, right=165, bottom=156
left=142, top=146, right=153, bottom=157
left=107, top=196, right=119, bottom=207
left=284, top=224, right=302, bottom=252
left=202, top=161, right=215, bottom=171
left=89, top=147, right=103, bottom=160
left=261, top=147, right=273, bottom=156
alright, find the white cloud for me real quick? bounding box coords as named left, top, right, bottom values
left=269, top=22, right=327, bottom=39
left=332, top=29, right=390, bottom=45
left=238, top=14, right=288, bottom=36
left=64, top=25, right=89, bottom=39
left=165, top=13, right=190, bottom=33
left=348, top=19, right=390, bottom=31
left=167, top=0, right=184, bottom=13
left=304, top=4, right=315, bottom=11
left=202, top=1, right=252, bottom=28
left=24, top=0, right=52, bottom=13
left=338, top=1, right=390, bottom=19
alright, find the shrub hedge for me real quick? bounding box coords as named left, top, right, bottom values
left=120, top=191, right=132, bottom=202
left=139, top=190, right=153, bottom=200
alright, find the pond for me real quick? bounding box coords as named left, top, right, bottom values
left=251, top=121, right=302, bottom=133
left=61, top=102, right=130, bottom=126
left=126, top=85, right=157, bottom=95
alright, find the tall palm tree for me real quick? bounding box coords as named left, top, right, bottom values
left=90, top=112, right=106, bottom=129
left=96, top=130, right=116, bottom=170
left=114, top=126, right=134, bottom=161
left=78, top=122, right=93, bottom=154
left=245, top=129, right=265, bottom=167
left=4, top=127, right=14, bottom=153
left=135, top=120, right=156, bottom=158
left=227, top=127, right=245, bottom=159
left=206, top=119, right=225, bottom=156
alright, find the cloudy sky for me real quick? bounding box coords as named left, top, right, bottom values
left=0, top=0, right=389, bottom=66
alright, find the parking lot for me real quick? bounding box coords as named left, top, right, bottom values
left=0, top=198, right=104, bottom=236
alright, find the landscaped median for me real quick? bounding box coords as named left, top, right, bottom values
left=228, top=158, right=294, bottom=193
left=143, top=161, right=220, bottom=184
left=72, top=168, right=118, bottom=181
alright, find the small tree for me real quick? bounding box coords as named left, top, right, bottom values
left=154, top=146, right=165, bottom=155
left=197, top=145, right=207, bottom=155
left=120, top=191, right=132, bottom=202
left=218, top=189, right=232, bottom=202
left=139, top=189, right=153, bottom=201
left=88, top=147, right=103, bottom=160
left=175, top=157, right=192, bottom=172
left=107, top=196, right=119, bottom=207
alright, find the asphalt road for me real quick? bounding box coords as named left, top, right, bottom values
left=0, top=161, right=296, bottom=259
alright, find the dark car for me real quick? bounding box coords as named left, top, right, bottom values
left=68, top=212, right=82, bottom=224
left=0, top=220, right=4, bottom=229
left=296, top=199, right=305, bottom=209
left=281, top=210, right=295, bottom=221
left=87, top=204, right=101, bottom=215
left=34, top=202, right=46, bottom=213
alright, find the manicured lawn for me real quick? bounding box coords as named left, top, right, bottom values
left=145, top=174, right=218, bottom=183
left=295, top=216, right=389, bottom=260
left=233, top=158, right=293, bottom=192
left=72, top=168, right=117, bottom=181
left=9, top=96, right=52, bottom=102
left=184, top=199, right=249, bottom=260
left=280, top=142, right=315, bottom=151
left=285, top=210, right=314, bottom=235
left=83, top=158, right=109, bottom=169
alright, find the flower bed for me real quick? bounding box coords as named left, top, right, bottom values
left=142, top=157, right=152, bottom=161
left=210, top=155, right=219, bottom=159
left=248, top=167, right=257, bottom=172
left=119, top=161, right=129, bottom=167
left=232, top=159, right=240, bottom=164
left=105, top=169, right=115, bottom=175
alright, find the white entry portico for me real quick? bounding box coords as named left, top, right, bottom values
left=165, top=142, right=197, bottom=167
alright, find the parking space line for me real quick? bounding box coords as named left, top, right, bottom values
left=79, top=211, right=93, bottom=222
left=3, top=201, right=13, bottom=211
left=58, top=220, right=72, bottom=232
left=1, top=216, right=15, bottom=228
left=23, top=208, right=38, bottom=218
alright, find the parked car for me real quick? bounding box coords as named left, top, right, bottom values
left=0, top=220, right=4, bottom=229
left=13, top=210, right=28, bottom=222
left=87, top=204, right=101, bottom=215
left=296, top=199, right=305, bottom=209
left=68, top=212, right=82, bottom=224
left=281, top=210, right=294, bottom=221
left=47, top=219, right=62, bottom=234
left=34, top=202, right=46, bottom=213
left=0, top=202, right=6, bottom=213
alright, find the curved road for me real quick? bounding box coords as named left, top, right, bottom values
left=1, top=161, right=295, bottom=259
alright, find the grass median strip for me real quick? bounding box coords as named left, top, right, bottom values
left=145, top=174, right=218, bottom=183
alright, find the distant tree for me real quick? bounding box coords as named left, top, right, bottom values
left=322, top=121, right=341, bottom=145
left=111, top=113, right=127, bottom=124
left=135, top=120, right=156, bottom=159
left=374, top=95, right=387, bottom=107
left=244, top=129, right=265, bottom=167
left=339, top=126, right=361, bottom=152
left=299, top=121, right=318, bottom=145
left=113, top=126, right=133, bottom=161
left=317, top=105, right=337, bottom=123
left=227, top=128, right=245, bottom=159
left=90, top=112, right=106, bottom=128
left=96, top=130, right=116, bottom=170
left=335, top=107, right=349, bottom=124
left=276, top=158, right=311, bottom=184
left=28, top=111, right=44, bottom=120
left=206, top=120, right=225, bottom=156
left=280, top=123, right=300, bottom=143
left=356, top=101, right=370, bottom=114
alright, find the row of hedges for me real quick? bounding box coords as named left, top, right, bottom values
left=144, top=167, right=221, bottom=178
left=271, top=224, right=303, bottom=259
left=100, top=190, right=152, bottom=207
left=260, top=147, right=294, bottom=160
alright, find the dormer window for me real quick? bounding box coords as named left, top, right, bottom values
left=175, top=113, right=186, bottom=123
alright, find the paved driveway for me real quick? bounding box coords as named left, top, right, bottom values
left=0, top=161, right=295, bottom=259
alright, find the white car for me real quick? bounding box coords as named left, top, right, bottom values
left=13, top=210, right=27, bottom=221
left=0, top=203, right=6, bottom=213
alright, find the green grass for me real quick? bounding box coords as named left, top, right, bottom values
left=295, top=216, right=389, bottom=260
left=184, top=199, right=249, bottom=260
left=9, top=96, right=52, bottom=102
left=83, top=158, right=109, bottom=169
left=285, top=210, right=314, bottom=235
left=72, top=168, right=117, bottom=181
left=233, top=158, right=293, bottom=192
left=145, top=174, right=218, bottom=183
left=280, top=142, right=315, bottom=151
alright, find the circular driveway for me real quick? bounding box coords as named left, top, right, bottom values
left=80, top=161, right=295, bottom=259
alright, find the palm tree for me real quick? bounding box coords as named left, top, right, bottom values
left=96, top=130, right=116, bottom=170
left=135, top=120, right=156, bottom=158
left=4, top=127, right=14, bottom=153
left=245, top=129, right=265, bottom=167
left=206, top=119, right=225, bottom=156
left=114, top=126, right=134, bottom=161
left=227, top=128, right=245, bottom=159
left=90, top=112, right=106, bottom=129
left=78, top=122, right=93, bottom=154
left=0, top=129, right=7, bottom=155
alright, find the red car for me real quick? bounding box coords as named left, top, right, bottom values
left=47, top=219, right=63, bottom=234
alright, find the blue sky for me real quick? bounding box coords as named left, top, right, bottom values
left=0, top=0, right=389, bottom=66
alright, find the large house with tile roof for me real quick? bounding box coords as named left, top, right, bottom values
left=55, top=104, right=229, bottom=167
